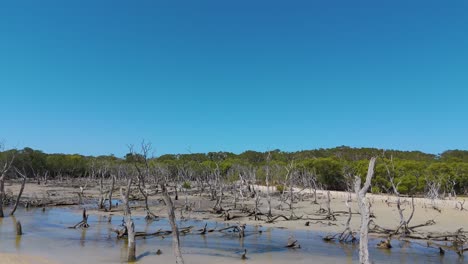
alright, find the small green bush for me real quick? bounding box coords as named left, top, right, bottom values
left=276, top=184, right=285, bottom=193
left=371, top=186, right=381, bottom=194
left=182, top=181, right=191, bottom=189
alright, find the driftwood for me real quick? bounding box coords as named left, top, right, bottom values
left=266, top=215, right=289, bottom=223
left=145, top=208, right=159, bottom=221
left=69, top=208, right=89, bottom=229
left=26, top=198, right=80, bottom=207
left=195, top=223, right=216, bottom=235
left=369, top=219, right=436, bottom=236
left=426, top=230, right=468, bottom=256
left=265, top=214, right=303, bottom=223
left=180, top=226, right=194, bottom=235
left=221, top=210, right=242, bottom=221
left=322, top=233, right=339, bottom=242
left=113, top=224, right=128, bottom=239
left=286, top=236, right=301, bottom=248
left=241, top=249, right=247, bottom=259
left=376, top=237, right=392, bottom=249
left=369, top=219, right=467, bottom=256
left=198, top=223, right=208, bottom=234
left=113, top=226, right=175, bottom=239
left=455, top=200, right=466, bottom=211
left=218, top=224, right=246, bottom=238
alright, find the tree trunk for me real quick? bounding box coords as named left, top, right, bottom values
left=266, top=173, right=272, bottom=217
left=0, top=174, right=6, bottom=218
left=10, top=173, right=26, bottom=216
left=326, top=191, right=332, bottom=216
left=120, top=177, right=135, bottom=262
left=98, top=175, right=104, bottom=209
left=265, top=154, right=272, bottom=217
left=108, top=175, right=115, bottom=211
left=127, top=219, right=136, bottom=262
left=121, top=178, right=132, bottom=216
left=0, top=153, right=15, bottom=218
left=339, top=192, right=353, bottom=242
left=354, top=157, right=377, bottom=264
left=137, top=177, right=148, bottom=209
left=162, top=186, right=184, bottom=264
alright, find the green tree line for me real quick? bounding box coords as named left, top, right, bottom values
left=1, top=146, right=468, bottom=195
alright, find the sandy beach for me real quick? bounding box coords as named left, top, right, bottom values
left=0, top=253, right=56, bottom=264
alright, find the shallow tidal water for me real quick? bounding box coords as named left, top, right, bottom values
left=0, top=206, right=464, bottom=264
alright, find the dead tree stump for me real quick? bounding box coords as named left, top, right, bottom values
left=16, top=221, right=23, bottom=236
left=127, top=219, right=136, bottom=262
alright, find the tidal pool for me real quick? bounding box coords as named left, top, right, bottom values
left=0, top=206, right=464, bottom=264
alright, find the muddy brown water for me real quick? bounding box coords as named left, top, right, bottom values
left=0, top=205, right=464, bottom=264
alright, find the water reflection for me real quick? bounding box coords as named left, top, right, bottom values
left=80, top=228, right=87, bottom=247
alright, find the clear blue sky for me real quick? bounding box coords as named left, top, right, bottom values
left=1, top=0, right=467, bottom=157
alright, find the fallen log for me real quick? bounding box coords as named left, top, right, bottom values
left=69, top=208, right=89, bottom=229
left=286, top=236, right=301, bottom=248
left=266, top=215, right=289, bottom=223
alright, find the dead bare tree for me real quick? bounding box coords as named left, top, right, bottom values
left=95, top=162, right=110, bottom=210
left=130, top=142, right=157, bottom=220
left=303, top=168, right=319, bottom=204
left=160, top=167, right=185, bottom=264
left=456, top=200, right=465, bottom=211
left=209, top=163, right=225, bottom=213
left=253, top=186, right=261, bottom=221
left=178, top=164, right=193, bottom=211
left=78, top=176, right=90, bottom=205
left=42, top=171, right=49, bottom=186
left=383, top=156, right=415, bottom=235
left=119, top=165, right=136, bottom=262
left=265, top=151, right=273, bottom=217
left=425, top=176, right=442, bottom=212
left=354, top=157, right=377, bottom=264
left=120, top=166, right=133, bottom=217
left=237, top=165, right=262, bottom=220
left=339, top=192, right=356, bottom=242
left=236, top=166, right=248, bottom=210
left=10, top=167, right=27, bottom=216
left=108, top=174, right=116, bottom=211
left=332, top=168, right=359, bottom=242
left=207, top=162, right=221, bottom=201
left=447, top=179, right=457, bottom=200
left=0, top=144, right=16, bottom=218
left=283, top=161, right=296, bottom=218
